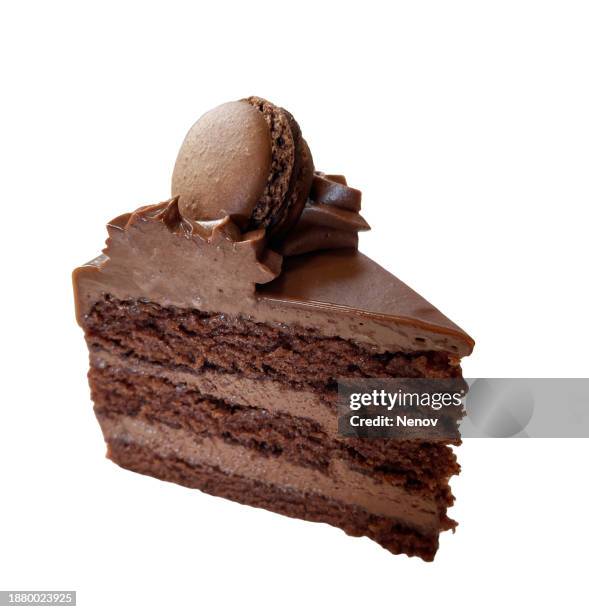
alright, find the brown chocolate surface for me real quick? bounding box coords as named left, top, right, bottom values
left=260, top=250, right=473, bottom=355
left=74, top=95, right=474, bottom=561
left=73, top=199, right=473, bottom=356
left=79, top=95, right=473, bottom=355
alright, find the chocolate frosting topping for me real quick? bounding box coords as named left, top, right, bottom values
left=73, top=96, right=474, bottom=358
left=276, top=172, right=370, bottom=256
left=73, top=198, right=282, bottom=325
left=170, top=97, right=368, bottom=258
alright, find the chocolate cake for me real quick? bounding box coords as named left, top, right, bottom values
left=73, top=97, right=474, bottom=561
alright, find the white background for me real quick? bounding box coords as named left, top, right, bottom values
left=1, top=1, right=588, bottom=610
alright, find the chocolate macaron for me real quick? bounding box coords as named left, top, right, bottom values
left=172, top=96, right=314, bottom=239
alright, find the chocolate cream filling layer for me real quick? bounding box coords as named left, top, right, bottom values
left=73, top=202, right=474, bottom=357
left=83, top=297, right=461, bottom=394
left=91, top=349, right=338, bottom=434
left=99, top=414, right=442, bottom=531
left=90, top=349, right=461, bottom=444
left=89, top=351, right=460, bottom=495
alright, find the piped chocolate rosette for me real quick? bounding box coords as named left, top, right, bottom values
left=278, top=172, right=370, bottom=256
left=171, top=96, right=370, bottom=268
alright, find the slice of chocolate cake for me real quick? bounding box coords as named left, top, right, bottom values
left=73, top=97, right=474, bottom=561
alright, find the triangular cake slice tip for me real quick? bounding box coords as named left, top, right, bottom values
left=258, top=249, right=474, bottom=357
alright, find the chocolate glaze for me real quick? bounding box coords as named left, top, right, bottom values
left=73, top=197, right=473, bottom=356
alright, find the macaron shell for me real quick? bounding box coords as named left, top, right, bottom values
left=172, top=101, right=272, bottom=226
left=270, top=138, right=314, bottom=241
left=244, top=96, right=296, bottom=232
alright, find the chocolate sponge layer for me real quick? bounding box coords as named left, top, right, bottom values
left=81, top=295, right=461, bottom=560
left=84, top=296, right=461, bottom=392
left=107, top=438, right=442, bottom=560
left=90, top=360, right=459, bottom=498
